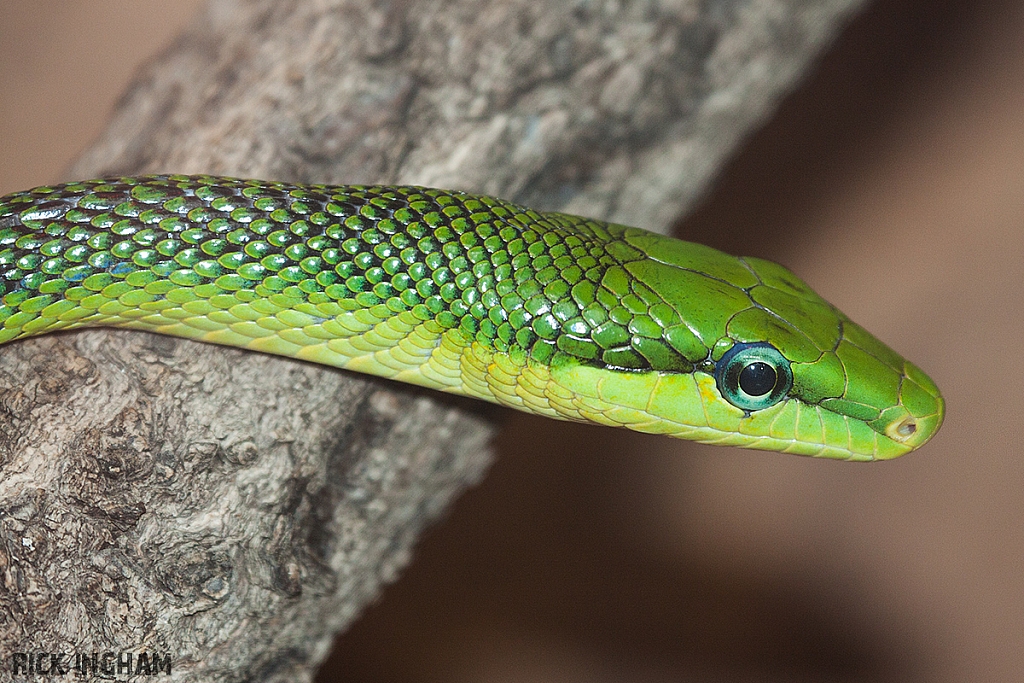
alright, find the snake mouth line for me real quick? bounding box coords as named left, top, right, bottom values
left=672, top=411, right=914, bottom=461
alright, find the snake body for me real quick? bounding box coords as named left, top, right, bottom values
left=0, top=175, right=943, bottom=460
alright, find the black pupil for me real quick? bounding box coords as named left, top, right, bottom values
left=738, top=361, right=776, bottom=396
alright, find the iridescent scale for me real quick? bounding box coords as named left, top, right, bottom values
left=0, top=175, right=695, bottom=371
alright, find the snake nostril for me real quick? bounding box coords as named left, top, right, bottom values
left=884, top=415, right=919, bottom=442
left=896, top=418, right=917, bottom=437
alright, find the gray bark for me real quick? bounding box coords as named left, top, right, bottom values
left=2, top=0, right=865, bottom=680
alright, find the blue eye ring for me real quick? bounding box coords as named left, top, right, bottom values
left=714, top=342, right=793, bottom=412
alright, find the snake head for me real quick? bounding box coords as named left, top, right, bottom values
left=708, top=253, right=945, bottom=460
left=549, top=228, right=944, bottom=460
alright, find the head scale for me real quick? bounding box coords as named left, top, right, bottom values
left=550, top=228, right=944, bottom=460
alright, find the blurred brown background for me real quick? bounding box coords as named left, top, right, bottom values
left=2, top=1, right=1022, bottom=681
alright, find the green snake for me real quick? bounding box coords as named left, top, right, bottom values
left=0, top=175, right=943, bottom=460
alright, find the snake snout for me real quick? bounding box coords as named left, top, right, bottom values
left=887, top=361, right=945, bottom=451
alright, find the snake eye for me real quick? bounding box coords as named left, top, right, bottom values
left=715, top=343, right=793, bottom=412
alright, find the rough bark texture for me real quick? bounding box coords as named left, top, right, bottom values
left=2, top=0, right=865, bottom=680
